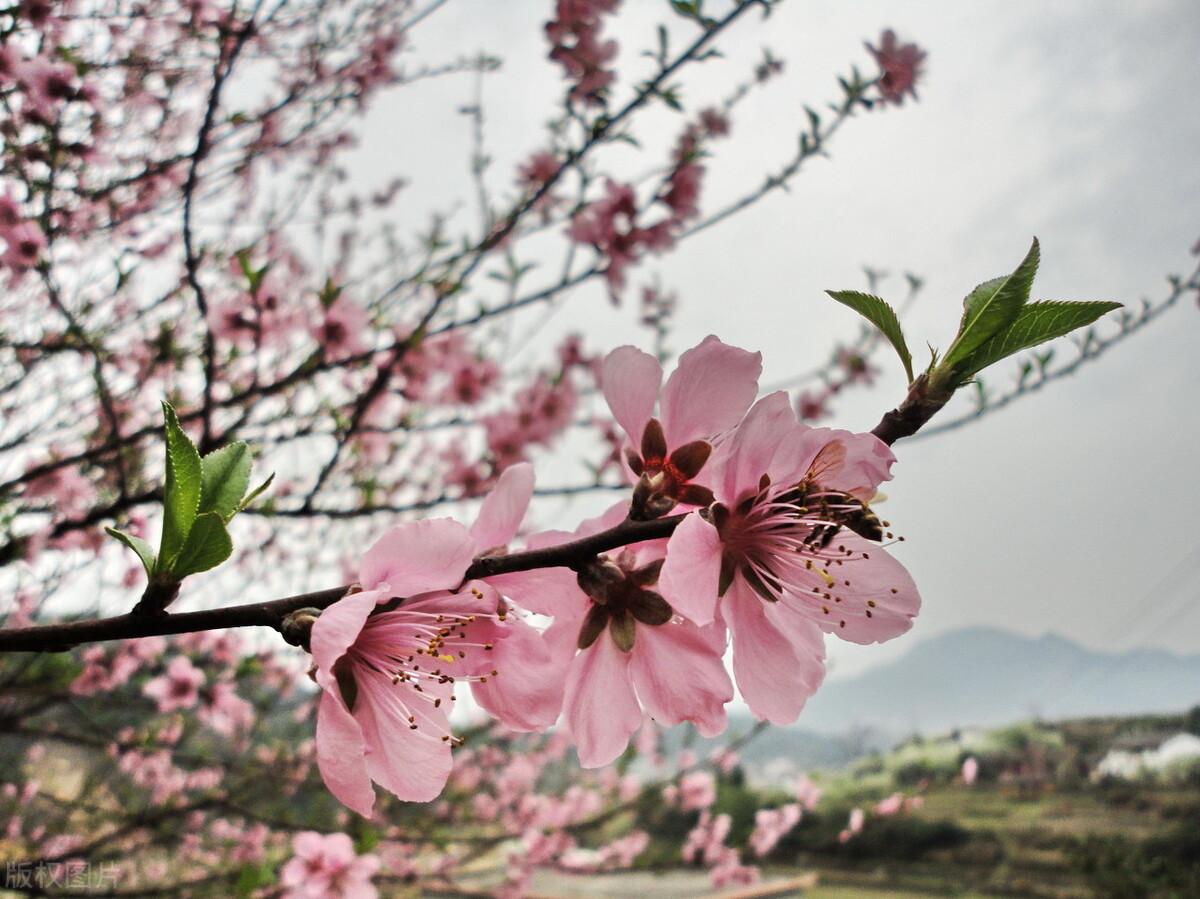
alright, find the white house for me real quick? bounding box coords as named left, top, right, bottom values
left=1094, top=732, right=1200, bottom=780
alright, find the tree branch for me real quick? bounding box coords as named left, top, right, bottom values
left=0, top=511, right=685, bottom=653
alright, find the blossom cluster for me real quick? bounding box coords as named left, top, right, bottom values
left=309, top=336, right=920, bottom=814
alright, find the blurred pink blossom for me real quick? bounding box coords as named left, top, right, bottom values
left=280, top=831, right=379, bottom=899
left=143, top=656, right=205, bottom=713
left=866, top=29, right=926, bottom=106
left=962, top=756, right=979, bottom=785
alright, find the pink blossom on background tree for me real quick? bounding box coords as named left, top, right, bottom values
left=865, top=29, right=927, bottom=105
left=280, top=831, right=380, bottom=899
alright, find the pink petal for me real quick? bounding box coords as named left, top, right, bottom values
left=795, top=427, right=895, bottom=499
left=659, top=336, right=761, bottom=447
left=355, top=680, right=454, bottom=804
left=395, top=586, right=498, bottom=622
left=470, top=462, right=535, bottom=552
left=775, top=535, right=920, bottom=645
left=725, top=580, right=826, bottom=725
left=471, top=615, right=565, bottom=731
left=316, top=689, right=376, bottom=817
left=602, top=345, right=662, bottom=445
left=358, top=518, right=476, bottom=595
left=629, top=621, right=732, bottom=737
left=716, top=392, right=806, bottom=501
left=659, top=512, right=724, bottom=626
left=310, top=591, right=379, bottom=684
left=487, top=566, right=585, bottom=619
left=565, top=633, right=643, bottom=767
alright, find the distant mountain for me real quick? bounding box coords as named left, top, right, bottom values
left=658, top=717, right=892, bottom=776
left=796, top=626, right=1200, bottom=736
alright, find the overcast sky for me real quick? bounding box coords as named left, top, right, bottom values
left=374, top=0, right=1200, bottom=678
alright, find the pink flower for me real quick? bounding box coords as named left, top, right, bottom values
left=545, top=0, right=620, bottom=105
left=849, top=807, right=865, bottom=832
left=311, top=466, right=547, bottom=813
left=796, top=387, right=833, bottom=422
left=0, top=220, right=46, bottom=272
left=310, top=295, right=370, bottom=358
left=310, top=529, right=497, bottom=813
left=838, top=807, right=865, bottom=843
left=698, top=107, right=730, bottom=138
left=873, top=792, right=904, bottom=816
left=602, top=335, right=761, bottom=518
left=280, top=831, right=379, bottom=899
left=21, top=462, right=97, bottom=519
left=467, top=466, right=566, bottom=733
left=558, top=550, right=732, bottom=765
left=198, top=680, right=254, bottom=736
left=143, top=656, right=205, bottom=713
left=962, top=756, right=979, bottom=785
left=660, top=161, right=704, bottom=225
left=659, top=392, right=920, bottom=724
left=496, top=504, right=733, bottom=767
left=835, top=347, right=878, bottom=385
left=682, top=810, right=731, bottom=865
left=517, top=151, right=563, bottom=221
left=866, top=30, right=926, bottom=106
left=566, top=179, right=674, bottom=296
left=794, top=773, right=822, bottom=810
left=749, top=803, right=802, bottom=857
left=597, top=830, right=649, bottom=868
left=678, top=770, right=716, bottom=812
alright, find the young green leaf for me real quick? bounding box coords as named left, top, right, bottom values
left=199, top=442, right=251, bottom=522
left=105, top=527, right=157, bottom=579
left=238, top=472, right=275, bottom=513
left=947, top=300, right=1122, bottom=383
left=169, top=511, right=233, bottom=578
left=160, top=402, right=202, bottom=567
left=825, top=289, right=914, bottom=382
left=942, top=238, right=1040, bottom=373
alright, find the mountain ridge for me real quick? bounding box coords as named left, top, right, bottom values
left=796, top=625, right=1200, bottom=736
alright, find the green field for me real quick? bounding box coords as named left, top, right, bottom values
left=627, top=712, right=1200, bottom=899
left=790, top=719, right=1200, bottom=899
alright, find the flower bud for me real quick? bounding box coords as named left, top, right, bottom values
left=280, top=607, right=323, bottom=651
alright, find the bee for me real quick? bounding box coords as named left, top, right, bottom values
left=779, top=443, right=886, bottom=546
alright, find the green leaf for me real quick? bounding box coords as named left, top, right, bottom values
left=199, top=442, right=251, bottom=521
left=168, top=511, right=233, bottom=578
left=317, top=277, right=342, bottom=310
left=235, top=863, right=274, bottom=898
left=238, top=472, right=275, bottom=513
left=942, top=238, right=1040, bottom=373
left=105, top=527, right=156, bottom=579
left=160, top=402, right=202, bottom=567
left=825, top=289, right=914, bottom=382
left=948, top=300, right=1123, bottom=383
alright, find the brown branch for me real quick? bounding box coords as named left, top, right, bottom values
left=0, top=511, right=684, bottom=653
left=1, top=358, right=975, bottom=653
left=869, top=372, right=953, bottom=446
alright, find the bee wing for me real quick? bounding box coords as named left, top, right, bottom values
left=806, top=441, right=847, bottom=484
